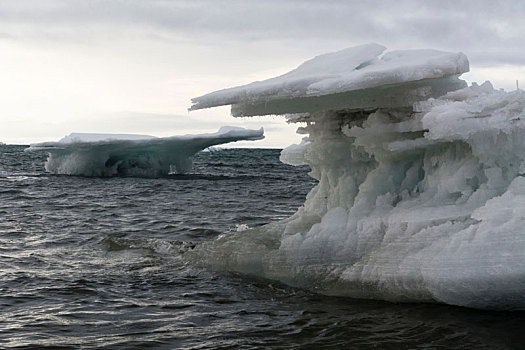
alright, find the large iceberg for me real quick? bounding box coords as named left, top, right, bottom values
left=188, top=44, right=525, bottom=310
left=27, top=127, right=264, bottom=177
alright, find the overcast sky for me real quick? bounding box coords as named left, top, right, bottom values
left=1, top=0, right=524, bottom=146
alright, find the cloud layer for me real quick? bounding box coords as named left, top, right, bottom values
left=1, top=1, right=524, bottom=145
left=2, top=0, right=524, bottom=65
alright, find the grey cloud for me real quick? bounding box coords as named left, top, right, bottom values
left=1, top=0, right=524, bottom=66
left=0, top=32, right=16, bottom=40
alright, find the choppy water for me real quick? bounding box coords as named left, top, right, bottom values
left=0, top=145, right=524, bottom=349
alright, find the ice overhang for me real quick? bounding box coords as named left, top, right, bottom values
left=189, top=43, right=470, bottom=117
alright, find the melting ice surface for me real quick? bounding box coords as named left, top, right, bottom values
left=189, top=44, right=525, bottom=310
left=27, top=126, right=264, bottom=177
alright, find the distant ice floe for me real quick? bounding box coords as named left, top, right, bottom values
left=27, top=127, right=264, bottom=177
left=188, top=44, right=525, bottom=310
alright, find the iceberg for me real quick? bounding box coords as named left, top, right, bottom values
left=27, top=127, right=264, bottom=177
left=188, top=44, right=525, bottom=310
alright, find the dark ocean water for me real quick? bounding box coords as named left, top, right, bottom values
left=0, top=145, right=524, bottom=349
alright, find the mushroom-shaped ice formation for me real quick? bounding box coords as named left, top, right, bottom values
left=188, top=44, right=525, bottom=310
left=27, top=127, right=264, bottom=177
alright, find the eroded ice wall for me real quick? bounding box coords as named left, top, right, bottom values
left=188, top=44, right=525, bottom=310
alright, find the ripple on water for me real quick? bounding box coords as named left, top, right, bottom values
left=0, top=146, right=523, bottom=349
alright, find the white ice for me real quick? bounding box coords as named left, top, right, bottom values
left=190, top=43, right=469, bottom=116
left=187, top=44, right=525, bottom=310
left=27, top=127, right=264, bottom=177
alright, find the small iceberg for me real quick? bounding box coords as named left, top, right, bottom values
left=27, top=126, right=264, bottom=177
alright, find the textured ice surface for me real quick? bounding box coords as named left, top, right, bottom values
left=190, top=43, right=468, bottom=116
left=27, top=127, right=264, bottom=177
left=187, top=44, right=525, bottom=310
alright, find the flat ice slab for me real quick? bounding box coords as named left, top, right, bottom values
left=27, top=127, right=264, bottom=177
left=190, top=43, right=469, bottom=116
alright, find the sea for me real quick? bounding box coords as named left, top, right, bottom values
left=1, top=145, right=524, bottom=349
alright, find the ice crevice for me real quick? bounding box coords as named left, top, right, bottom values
left=189, top=44, right=525, bottom=310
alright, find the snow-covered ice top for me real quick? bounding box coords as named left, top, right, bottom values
left=190, top=43, right=469, bottom=115
left=27, top=127, right=264, bottom=177
left=29, top=126, right=263, bottom=150
left=55, top=133, right=155, bottom=144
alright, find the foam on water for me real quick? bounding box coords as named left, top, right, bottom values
left=188, top=44, right=525, bottom=310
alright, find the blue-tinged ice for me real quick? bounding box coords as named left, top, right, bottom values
left=27, top=127, right=264, bottom=177
left=188, top=44, right=525, bottom=310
